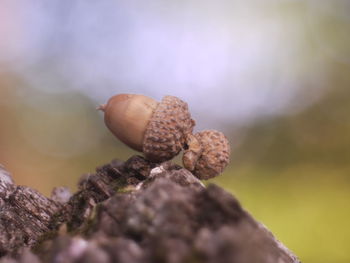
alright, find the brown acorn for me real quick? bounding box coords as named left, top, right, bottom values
left=98, top=94, right=195, bottom=163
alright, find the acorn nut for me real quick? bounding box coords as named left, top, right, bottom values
left=98, top=94, right=195, bottom=163
left=183, top=130, right=230, bottom=180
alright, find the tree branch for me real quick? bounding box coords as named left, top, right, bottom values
left=0, top=157, right=300, bottom=263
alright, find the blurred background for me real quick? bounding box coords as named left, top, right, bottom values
left=0, top=0, right=349, bottom=262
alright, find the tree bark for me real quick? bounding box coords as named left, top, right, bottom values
left=0, top=157, right=300, bottom=263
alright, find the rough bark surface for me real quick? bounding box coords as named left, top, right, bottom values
left=0, top=157, right=300, bottom=263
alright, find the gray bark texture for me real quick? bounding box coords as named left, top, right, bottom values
left=0, top=156, right=300, bottom=263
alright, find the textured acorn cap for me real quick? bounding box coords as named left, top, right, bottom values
left=185, top=130, right=230, bottom=180
left=143, top=96, right=195, bottom=162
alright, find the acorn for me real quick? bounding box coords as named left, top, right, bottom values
left=183, top=130, right=230, bottom=180
left=98, top=94, right=195, bottom=163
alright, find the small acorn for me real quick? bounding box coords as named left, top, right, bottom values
left=98, top=94, right=195, bottom=163
left=183, top=130, right=230, bottom=180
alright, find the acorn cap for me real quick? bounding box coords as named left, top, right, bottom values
left=143, top=96, right=195, bottom=162
left=183, top=130, right=230, bottom=180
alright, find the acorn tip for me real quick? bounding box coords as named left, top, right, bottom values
left=97, top=104, right=106, bottom=111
